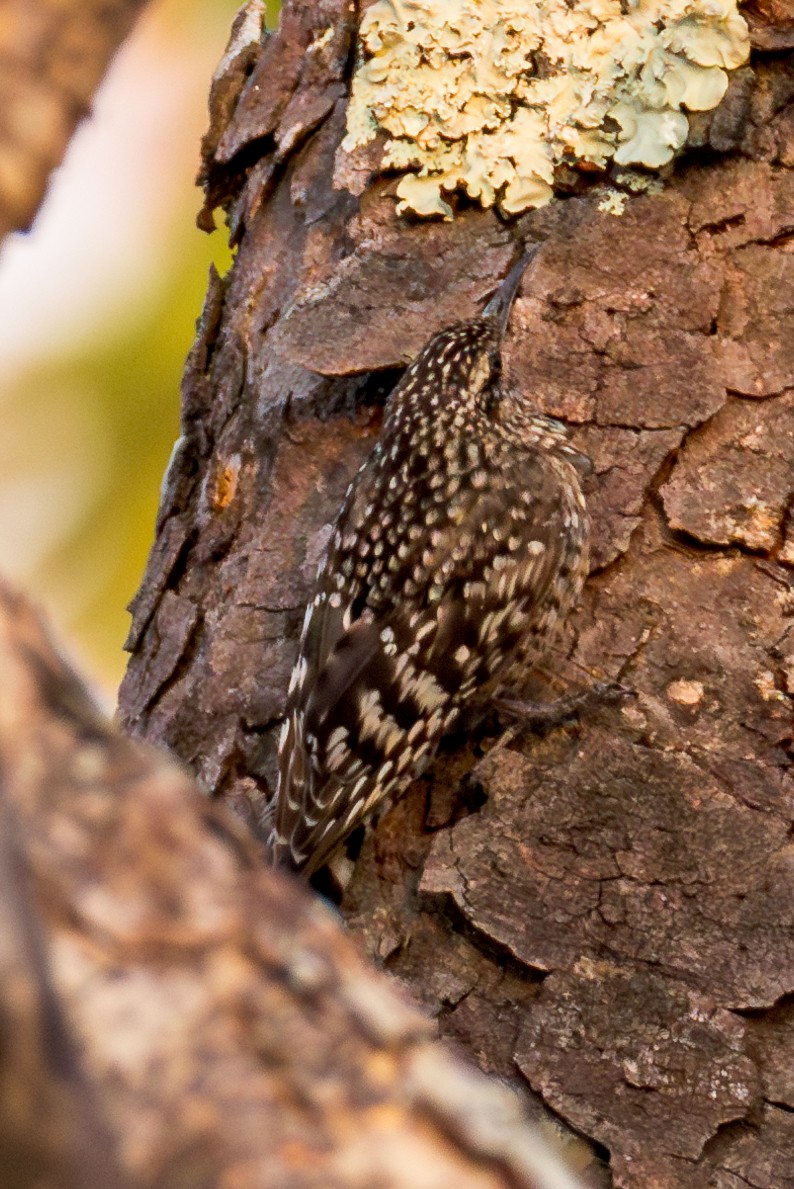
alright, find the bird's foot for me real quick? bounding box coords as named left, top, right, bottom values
left=494, top=681, right=634, bottom=731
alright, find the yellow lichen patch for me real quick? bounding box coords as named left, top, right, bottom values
left=666, top=678, right=705, bottom=707
left=754, top=670, right=787, bottom=704
left=342, top=0, right=750, bottom=219
left=208, top=454, right=241, bottom=512
left=723, top=494, right=781, bottom=552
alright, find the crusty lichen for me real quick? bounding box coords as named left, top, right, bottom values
left=342, top=0, right=750, bottom=218
left=597, top=188, right=628, bottom=216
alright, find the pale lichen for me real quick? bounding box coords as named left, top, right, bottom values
left=666, top=678, right=705, bottom=706
left=342, top=0, right=750, bottom=218
left=597, top=188, right=628, bottom=216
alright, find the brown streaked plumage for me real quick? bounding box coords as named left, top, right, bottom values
left=269, top=249, right=590, bottom=876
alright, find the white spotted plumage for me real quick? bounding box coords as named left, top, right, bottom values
left=268, top=252, right=590, bottom=876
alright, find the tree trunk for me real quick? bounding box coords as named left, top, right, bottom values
left=119, top=2, right=794, bottom=1185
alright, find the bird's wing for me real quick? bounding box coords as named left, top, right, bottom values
left=272, top=452, right=579, bottom=874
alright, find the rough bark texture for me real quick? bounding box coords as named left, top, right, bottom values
left=0, top=578, right=582, bottom=1189
left=0, top=0, right=150, bottom=237
left=119, top=2, right=794, bottom=1186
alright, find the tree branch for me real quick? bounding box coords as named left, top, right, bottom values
left=0, top=578, right=581, bottom=1188
left=0, top=0, right=149, bottom=238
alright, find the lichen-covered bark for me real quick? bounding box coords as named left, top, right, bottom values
left=119, top=3, right=794, bottom=1185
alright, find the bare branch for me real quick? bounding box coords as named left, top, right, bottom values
left=0, top=0, right=149, bottom=238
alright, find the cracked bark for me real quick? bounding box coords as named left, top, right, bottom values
left=119, top=3, right=794, bottom=1186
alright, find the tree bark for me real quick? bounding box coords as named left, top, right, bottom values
left=0, top=578, right=580, bottom=1189
left=119, top=2, right=794, bottom=1186
left=0, top=0, right=150, bottom=237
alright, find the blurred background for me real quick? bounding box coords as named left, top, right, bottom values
left=0, top=0, right=279, bottom=704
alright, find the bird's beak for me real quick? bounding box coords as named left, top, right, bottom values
left=483, top=245, right=540, bottom=334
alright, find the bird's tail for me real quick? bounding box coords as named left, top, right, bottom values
left=266, top=709, right=312, bottom=869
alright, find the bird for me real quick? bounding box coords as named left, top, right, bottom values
left=268, top=247, right=591, bottom=877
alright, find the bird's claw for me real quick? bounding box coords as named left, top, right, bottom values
left=495, top=679, right=635, bottom=730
